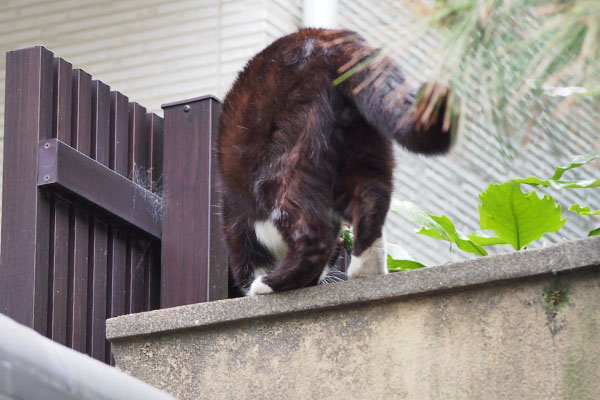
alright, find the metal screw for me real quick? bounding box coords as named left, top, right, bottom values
left=44, top=175, right=50, bottom=181
left=183, top=105, right=191, bottom=112
left=44, top=142, right=50, bottom=149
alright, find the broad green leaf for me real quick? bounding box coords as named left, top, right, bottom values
left=551, top=151, right=600, bottom=180
left=568, top=204, right=600, bottom=216
left=392, top=200, right=487, bottom=256
left=386, top=243, right=427, bottom=271
left=467, top=231, right=508, bottom=246
left=478, top=182, right=567, bottom=250
left=589, top=228, right=600, bottom=237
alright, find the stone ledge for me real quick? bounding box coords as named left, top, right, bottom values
left=107, top=236, right=600, bottom=340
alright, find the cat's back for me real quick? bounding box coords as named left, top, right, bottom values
left=220, top=28, right=352, bottom=128
left=218, top=29, right=358, bottom=193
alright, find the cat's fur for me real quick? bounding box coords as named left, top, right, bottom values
left=218, top=29, right=452, bottom=296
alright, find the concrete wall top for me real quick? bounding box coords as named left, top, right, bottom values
left=107, top=236, right=600, bottom=341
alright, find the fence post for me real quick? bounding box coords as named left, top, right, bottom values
left=0, top=47, right=54, bottom=334
left=160, top=95, right=228, bottom=308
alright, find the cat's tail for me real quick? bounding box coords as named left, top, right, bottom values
left=334, top=35, right=454, bottom=155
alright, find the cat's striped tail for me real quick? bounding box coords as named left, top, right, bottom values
left=334, top=35, right=454, bottom=155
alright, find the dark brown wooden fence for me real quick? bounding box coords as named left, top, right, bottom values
left=0, top=46, right=228, bottom=364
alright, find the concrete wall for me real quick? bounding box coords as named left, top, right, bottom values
left=108, top=237, right=600, bottom=400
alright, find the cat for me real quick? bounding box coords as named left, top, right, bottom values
left=218, top=28, right=452, bottom=296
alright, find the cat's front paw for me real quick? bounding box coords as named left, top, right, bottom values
left=248, top=276, right=274, bottom=296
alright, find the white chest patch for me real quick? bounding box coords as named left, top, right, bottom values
left=254, top=220, right=287, bottom=260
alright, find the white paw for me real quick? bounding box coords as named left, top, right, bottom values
left=347, top=236, right=388, bottom=279
left=248, top=276, right=274, bottom=296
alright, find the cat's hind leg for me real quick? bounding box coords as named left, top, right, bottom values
left=222, top=200, right=278, bottom=295
left=345, top=180, right=391, bottom=279
left=249, top=212, right=339, bottom=296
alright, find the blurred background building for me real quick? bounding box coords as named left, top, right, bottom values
left=1, top=0, right=598, bottom=265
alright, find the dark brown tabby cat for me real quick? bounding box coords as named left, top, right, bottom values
left=218, top=29, right=452, bottom=296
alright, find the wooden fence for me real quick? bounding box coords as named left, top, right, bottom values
left=0, top=46, right=229, bottom=364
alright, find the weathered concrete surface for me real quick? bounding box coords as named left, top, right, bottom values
left=108, top=237, right=600, bottom=400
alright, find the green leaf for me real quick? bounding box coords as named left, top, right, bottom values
left=568, top=204, right=600, bottom=216
left=513, top=177, right=600, bottom=189
left=467, top=231, right=508, bottom=246
left=391, top=200, right=449, bottom=240
left=551, top=151, right=600, bottom=180
left=392, top=200, right=487, bottom=256
left=428, top=214, right=487, bottom=256
left=478, top=182, right=567, bottom=250
left=342, top=228, right=354, bottom=255
left=589, top=228, right=600, bottom=237
left=386, top=243, right=427, bottom=271
left=512, top=151, right=600, bottom=189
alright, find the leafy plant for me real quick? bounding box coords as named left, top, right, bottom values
left=392, top=200, right=488, bottom=255
left=514, top=151, right=600, bottom=189
left=386, top=243, right=427, bottom=271
left=478, top=182, right=566, bottom=250
left=568, top=204, right=600, bottom=216
left=389, top=151, right=599, bottom=265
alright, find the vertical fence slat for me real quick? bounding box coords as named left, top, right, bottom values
left=88, top=80, right=111, bottom=362
left=109, top=91, right=129, bottom=319
left=49, top=57, right=73, bottom=345
left=108, top=91, right=130, bottom=363
left=71, top=69, right=92, bottom=155
left=147, top=113, right=164, bottom=193
left=53, top=58, right=72, bottom=142
left=69, top=68, right=92, bottom=353
left=111, top=92, right=129, bottom=176
left=146, top=113, right=163, bottom=311
left=0, top=46, right=54, bottom=335
left=70, top=209, right=89, bottom=352
left=147, top=247, right=161, bottom=311
left=88, top=221, right=108, bottom=361
left=161, top=96, right=228, bottom=307
left=109, top=232, right=128, bottom=318
left=50, top=198, right=70, bottom=345
left=92, top=81, right=110, bottom=167
left=128, top=103, right=149, bottom=314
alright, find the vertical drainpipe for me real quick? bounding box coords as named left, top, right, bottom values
left=302, top=0, right=338, bottom=28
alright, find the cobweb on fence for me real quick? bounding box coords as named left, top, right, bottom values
left=130, top=163, right=164, bottom=223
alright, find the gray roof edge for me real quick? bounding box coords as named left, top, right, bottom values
left=106, top=236, right=600, bottom=341
left=0, top=314, right=176, bottom=400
